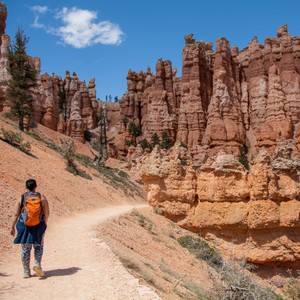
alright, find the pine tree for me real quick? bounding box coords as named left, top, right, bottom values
left=139, top=138, right=151, bottom=150
left=151, top=133, right=160, bottom=147
left=97, top=105, right=108, bottom=164
left=161, top=131, right=172, bottom=149
left=128, top=121, right=142, bottom=146
left=6, top=28, right=37, bottom=131
left=58, top=81, right=67, bottom=122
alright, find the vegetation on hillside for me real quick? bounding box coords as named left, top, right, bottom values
left=24, top=126, right=140, bottom=195
left=0, top=128, right=32, bottom=155
left=103, top=208, right=286, bottom=300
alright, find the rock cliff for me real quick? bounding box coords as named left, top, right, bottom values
left=140, top=144, right=300, bottom=266
left=136, top=25, right=300, bottom=267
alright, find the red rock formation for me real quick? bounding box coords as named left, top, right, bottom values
left=0, top=2, right=7, bottom=34
left=202, top=38, right=245, bottom=155
left=177, top=35, right=213, bottom=149
left=118, top=60, right=179, bottom=156
left=116, top=25, right=300, bottom=163
left=256, top=65, right=292, bottom=148
left=140, top=145, right=300, bottom=266
left=142, top=59, right=178, bottom=141
left=137, top=25, right=300, bottom=269
left=140, top=144, right=197, bottom=221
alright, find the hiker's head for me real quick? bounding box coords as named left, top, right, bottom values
left=26, top=179, right=37, bottom=191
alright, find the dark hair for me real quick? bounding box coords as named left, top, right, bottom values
left=26, top=179, right=37, bottom=191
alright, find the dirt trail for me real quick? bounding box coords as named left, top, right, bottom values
left=0, top=205, right=160, bottom=300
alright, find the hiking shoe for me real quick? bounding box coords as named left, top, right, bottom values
left=33, top=266, right=44, bottom=277
left=23, top=271, right=31, bottom=279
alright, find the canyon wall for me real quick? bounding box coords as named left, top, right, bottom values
left=136, top=25, right=300, bottom=267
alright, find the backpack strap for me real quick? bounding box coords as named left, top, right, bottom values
left=20, top=194, right=25, bottom=210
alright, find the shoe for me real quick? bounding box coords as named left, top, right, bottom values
left=33, top=266, right=44, bottom=277
left=23, top=271, right=31, bottom=279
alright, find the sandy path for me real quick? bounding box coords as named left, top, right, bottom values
left=0, top=205, right=160, bottom=300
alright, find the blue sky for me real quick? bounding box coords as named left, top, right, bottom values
left=5, top=0, right=300, bottom=100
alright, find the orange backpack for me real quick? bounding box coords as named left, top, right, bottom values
left=21, top=192, right=43, bottom=226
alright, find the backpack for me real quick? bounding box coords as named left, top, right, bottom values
left=20, top=192, right=43, bottom=226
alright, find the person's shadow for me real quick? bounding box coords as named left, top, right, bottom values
left=41, top=267, right=81, bottom=279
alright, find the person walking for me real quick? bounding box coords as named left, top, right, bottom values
left=10, top=179, right=50, bottom=278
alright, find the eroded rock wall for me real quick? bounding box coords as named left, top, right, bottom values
left=140, top=144, right=300, bottom=266
left=119, top=25, right=300, bottom=160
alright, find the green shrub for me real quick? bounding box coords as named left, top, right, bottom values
left=153, top=206, right=164, bottom=215
left=177, top=235, right=223, bottom=269
left=239, top=145, right=250, bottom=170
left=209, top=262, right=279, bottom=300
left=26, top=131, right=44, bottom=142
left=3, top=111, right=18, bottom=121
left=151, top=133, right=160, bottom=147
left=283, top=274, right=300, bottom=300
left=1, top=128, right=22, bottom=145
left=84, top=130, right=93, bottom=142
left=61, top=139, right=92, bottom=180
left=126, top=138, right=136, bottom=147
left=139, top=138, right=152, bottom=150
left=160, top=130, right=172, bottom=150
left=119, top=257, right=140, bottom=271
left=1, top=128, right=31, bottom=154
left=180, top=141, right=187, bottom=149
left=138, top=214, right=146, bottom=227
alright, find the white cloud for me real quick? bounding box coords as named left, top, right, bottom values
left=30, top=6, right=49, bottom=29
left=53, top=7, right=124, bottom=48
left=31, top=6, right=49, bottom=14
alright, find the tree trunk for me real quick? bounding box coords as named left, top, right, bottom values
left=103, top=106, right=108, bottom=161
left=18, top=114, right=24, bottom=131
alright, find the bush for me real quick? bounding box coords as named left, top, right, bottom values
left=177, top=235, right=223, bottom=269
left=97, top=166, right=140, bottom=196
left=153, top=206, right=164, bottom=215
left=210, top=262, right=278, bottom=300
left=126, top=139, right=136, bottom=147
left=283, top=273, right=300, bottom=300
left=1, top=128, right=22, bottom=145
left=239, top=145, right=249, bottom=170
left=180, top=141, right=187, bottom=149
left=84, top=130, right=93, bottom=142
left=139, top=138, right=152, bottom=150
left=61, top=138, right=92, bottom=180
left=1, top=128, right=31, bottom=154
left=160, top=130, right=172, bottom=150
left=151, top=133, right=160, bottom=147
left=61, top=139, right=76, bottom=164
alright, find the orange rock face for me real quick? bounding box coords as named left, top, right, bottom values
left=140, top=145, right=300, bottom=266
